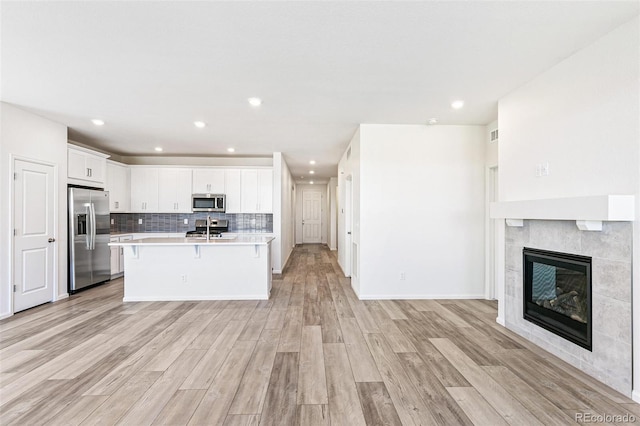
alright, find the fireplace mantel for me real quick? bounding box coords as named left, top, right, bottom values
left=490, top=195, right=635, bottom=230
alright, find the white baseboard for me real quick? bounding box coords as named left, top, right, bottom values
left=357, top=293, right=486, bottom=300
left=632, top=390, right=640, bottom=403
left=55, top=293, right=69, bottom=301
left=272, top=269, right=282, bottom=274
left=0, top=312, right=13, bottom=320
left=496, top=316, right=506, bottom=326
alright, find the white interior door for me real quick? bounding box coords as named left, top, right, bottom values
left=344, top=177, right=352, bottom=277
left=13, top=159, right=56, bottom=312
left=302, top=189, right=322, bottom=243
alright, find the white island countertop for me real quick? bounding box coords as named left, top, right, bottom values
left=111, top=235, right=275, bottom=246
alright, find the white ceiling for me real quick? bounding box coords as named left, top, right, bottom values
left=2, top=2, right=638, bottom=181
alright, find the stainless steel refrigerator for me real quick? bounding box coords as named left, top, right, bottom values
left=68, top=187, right=111, bottom=293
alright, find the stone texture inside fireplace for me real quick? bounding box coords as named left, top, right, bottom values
left=505, top=220, right=632, bottom=395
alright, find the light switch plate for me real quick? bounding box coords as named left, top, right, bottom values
left=110, top=218, right=114, bottom=225
left=184, top=219, right=188, bottom=225
left=541, top=162, right=550, bottom=176
left=138, top=218, right=143, bottom=225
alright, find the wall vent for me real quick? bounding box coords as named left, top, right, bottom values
left=490, top=128, right=499, bottom=142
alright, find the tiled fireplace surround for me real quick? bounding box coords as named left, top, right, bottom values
left=505, top=220, right=632, bottom=395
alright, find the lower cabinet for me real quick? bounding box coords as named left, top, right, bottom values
left=110, top=235, right=133, bottom=277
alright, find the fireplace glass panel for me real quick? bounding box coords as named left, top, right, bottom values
left=531, top=262, right=588, bottom=323
left=523, top=248, right=592, bottom=350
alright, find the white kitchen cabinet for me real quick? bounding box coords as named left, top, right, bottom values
left=105, top=161, right=130, bottom=212
left=240, top=169, right=259, bottom=213
left=193, top=168, right=225, bottom=194
left=110, top=235, right=133, bottom=277
left=110, top=238, right=119, bottom=277
left=225, top=169, right=242, bottom=213
left=130, top=168, right=159, bottom=212
left=257, top=169, right=273, bottom=213
left=158, top=168, right=192, bottom=212
left=67, top=145, right=109, bottom=187
left=240, top=168, right=273, bottom=213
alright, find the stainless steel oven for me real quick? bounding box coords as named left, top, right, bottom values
left=191, top=194, right=226, bottom=212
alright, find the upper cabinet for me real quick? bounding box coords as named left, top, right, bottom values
left=257, top=169, right=273, bottom=213
left=225, top=169, right=242, bottom=213
left=240, top=169, right=259, bottom=213
left=240, top=168, right=273, bottom=213
left=130, top=167, right=192, bottom=213
left=193, top=168, right=225, bottom=194
left=158, top=168, right=192, bottom=212
left=130, top=168, right=159, bottom=212
left=105, top=161, right=130, bottom=212
left=110, top=163, right=272, bottom=215
left=67, top=145, right=109, bottom=187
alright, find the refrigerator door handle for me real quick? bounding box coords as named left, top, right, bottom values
left=85, top=205, right=91, bottom=249
left=90, top=203, right=97, bottom=250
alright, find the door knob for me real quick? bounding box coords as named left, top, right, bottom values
left=48, top=238, right=56, bottom=243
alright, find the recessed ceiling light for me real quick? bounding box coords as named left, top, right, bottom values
left=248, top=97, right=262, bottom=107
left=428, top=118, right=438, bottom=125
left=227, top=147, right=235, bottom=153
left=194, top=121, right=206, bottom=128
left=310, top=181, right=314, bottom=185
left=451, top=100, right=465, bottom=109
left=154, top=147, right=163, bottom=152
left=91, top=119, right=105, bottom=126
left=309, top=160, right=316, bottom=165
left=309, top=170, right=315, bottom=174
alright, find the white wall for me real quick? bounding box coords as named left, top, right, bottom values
left=499, top=17, right=639, bottom=201
left=0, top=103, right=69, bottom=318
left=295, top=184, right=328, bottom=245
left=485, top=119, right=498, bottom=168
left=356, top=124, right=486, bottom=299
left=497, top=17, right=640, bottom=401
left=484, top=119, right=505, bottom=323
left=272, top=153, right=295, bottom=273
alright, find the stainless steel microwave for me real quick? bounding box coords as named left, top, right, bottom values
left=192, top=194, right=226, bottom=212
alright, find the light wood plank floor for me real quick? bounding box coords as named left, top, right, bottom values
left=1, top=245, right=636, bottom=425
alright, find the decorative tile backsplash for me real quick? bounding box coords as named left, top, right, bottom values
left=110, top=213, right=273, bottom=234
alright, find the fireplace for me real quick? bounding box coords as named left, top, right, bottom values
left=523, top=247, right=592, bottom=350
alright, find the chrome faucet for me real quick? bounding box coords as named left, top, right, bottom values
left=206, top=215, right=211, bottom=242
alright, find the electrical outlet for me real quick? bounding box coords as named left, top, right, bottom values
left=110, top=218, right=114, bottom=225
left=138, top=218, right=143, bottom=225
left=183, top=218, right=189, bottom=225
left=400, top=272, right=406, bottom=280
left=535, top=164, right=542, bottom=177
left=181, top=274, right=187, bottom=283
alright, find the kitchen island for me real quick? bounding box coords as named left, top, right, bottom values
left=110, top=235, right=274, bottom=301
